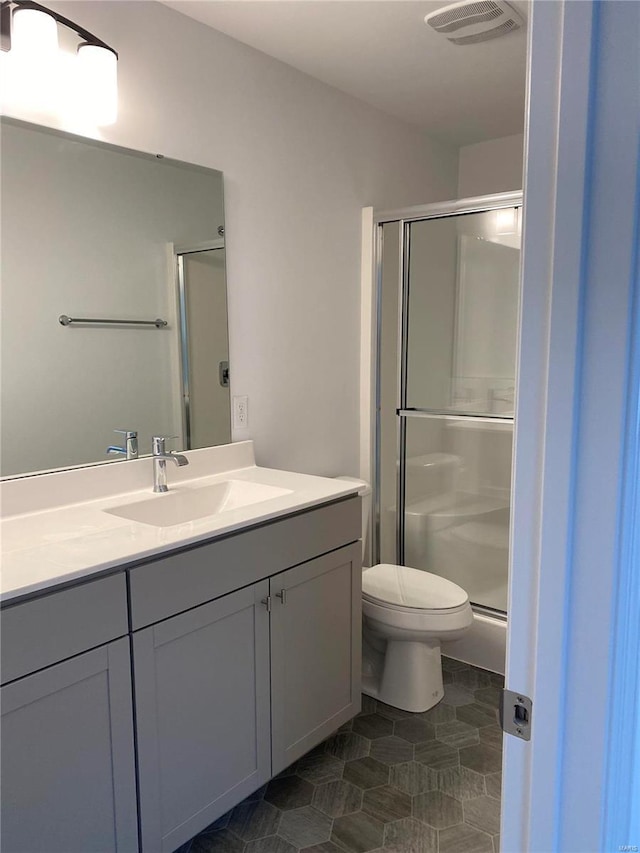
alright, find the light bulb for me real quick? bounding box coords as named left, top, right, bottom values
left=76, top=43, right=118, bottom=126
left=495, top=208, right=518, bottom=235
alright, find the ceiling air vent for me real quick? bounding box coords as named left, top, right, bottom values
left=424, top=0, right=525, bottom=45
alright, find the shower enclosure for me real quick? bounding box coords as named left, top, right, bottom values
left=374, top=192, right=522, bottom=620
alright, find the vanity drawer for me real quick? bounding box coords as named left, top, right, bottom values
left=1, top=573, right=129, bottom=685
left=129, top=496, right=360, bottom=629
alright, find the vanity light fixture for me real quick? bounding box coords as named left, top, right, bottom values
left=0, top=0, right=118, bottom=126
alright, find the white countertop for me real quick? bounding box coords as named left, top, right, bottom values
left=0, top=442, right=359, bottom=603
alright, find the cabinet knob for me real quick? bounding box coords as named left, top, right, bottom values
left=276, top=589, right=287, bottom=605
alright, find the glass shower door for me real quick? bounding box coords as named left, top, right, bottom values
left=398, top=206, right=521, bottom=613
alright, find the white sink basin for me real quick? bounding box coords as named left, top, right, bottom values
left=104, top=480, right=293, bottom=527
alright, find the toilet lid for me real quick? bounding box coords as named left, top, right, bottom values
left=362, top=564, right=468, bottom=610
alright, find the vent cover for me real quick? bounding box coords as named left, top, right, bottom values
left=425, top=0, right=525, bottom=45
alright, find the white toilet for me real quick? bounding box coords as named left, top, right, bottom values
left=338, top=477, right=474, bottom=713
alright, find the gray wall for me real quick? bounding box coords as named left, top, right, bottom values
left=458, top=133, right=524, bottom=198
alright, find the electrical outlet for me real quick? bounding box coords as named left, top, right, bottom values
left=233, top=395, right=248, bottom=430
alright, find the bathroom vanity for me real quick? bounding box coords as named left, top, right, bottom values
left=0, top=442, right=362, bottom=853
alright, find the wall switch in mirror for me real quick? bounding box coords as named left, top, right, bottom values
left=233, top=396, right=249, bottom=430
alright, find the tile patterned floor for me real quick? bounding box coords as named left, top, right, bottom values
left=176, top=658, right=504, bottom=853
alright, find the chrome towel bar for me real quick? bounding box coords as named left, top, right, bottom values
left=59, top=315, right=168, bottom=328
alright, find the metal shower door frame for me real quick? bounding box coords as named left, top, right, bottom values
left=371, top=190, right=523, bottom=593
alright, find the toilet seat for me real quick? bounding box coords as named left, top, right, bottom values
left=362, top=594, right=473, bottom=634
left=362, top=563, right=469, bottom=613
left=362, top=595, right=470, bottom=617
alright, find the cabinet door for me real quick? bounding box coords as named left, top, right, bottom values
left=134, top=580, right=271, bottom=853
left=1, top=638, right=138, bottom=853
left=270, top=543, right=362, bottom=774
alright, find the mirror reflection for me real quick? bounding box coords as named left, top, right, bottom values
left=0, top=118, right=230, bottom=478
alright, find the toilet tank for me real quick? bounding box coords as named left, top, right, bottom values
left=335, top=476, right=371, bottom=566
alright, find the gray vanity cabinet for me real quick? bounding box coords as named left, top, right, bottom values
left=131, top=503, right=362, bottom=853
left=0, top=495, right=361, bottom=853
left=0, top=573, right=137, bottom=853
left=133, top=580, right=272, bottom=853
left=270, top=542, right=362, bottom=774
left=0, top=637, right=138, bottom=853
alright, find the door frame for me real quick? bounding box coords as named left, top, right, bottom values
left=360, top=1, right=640, bottom=849
left=503, top=1, right=640, bottom=850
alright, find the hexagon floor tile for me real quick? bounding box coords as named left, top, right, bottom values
left=175, top=658, right=503, bottom=853
left=312, top=780, right=363, bottom=818
left=343, top=757, right=390, bottom=791
left=361, top=784, right=412, bottom=823
left=352, top=713, right=394, bottom=740
left=265, top=777, right=315, bottom=811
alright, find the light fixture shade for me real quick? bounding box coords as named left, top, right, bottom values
left=11, top=7, right=58, bottom=57
left=77, top=43, right=118, bottom=126
left=7, top=8, right=59, bottom=112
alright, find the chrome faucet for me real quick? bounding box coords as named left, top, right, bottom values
left=107, top=429, right=138, bottom=460
left=152, top=436, right=189, bottom=493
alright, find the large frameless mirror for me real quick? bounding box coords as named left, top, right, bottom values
left=0, top=117, right=231, bottom=478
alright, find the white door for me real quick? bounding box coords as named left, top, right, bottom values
left=502, top=2, right=640, bottom=851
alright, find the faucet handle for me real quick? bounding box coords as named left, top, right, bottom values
left=152, top=435, right=178, bottom=454
left=108, top=429, right=138, bottom=459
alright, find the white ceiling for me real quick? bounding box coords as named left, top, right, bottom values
left=164, top=0, right=528, bottom=148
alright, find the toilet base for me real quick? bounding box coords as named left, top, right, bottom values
left=363, top=638, right=444, bottom=713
